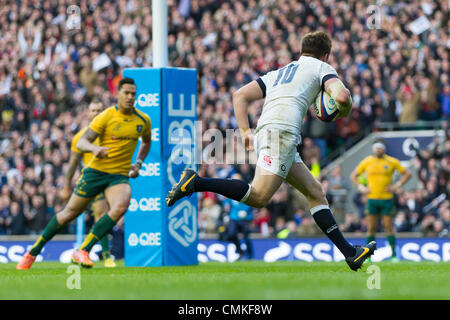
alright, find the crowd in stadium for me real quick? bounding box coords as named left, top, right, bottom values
left=0, top=0, right=448, bottom=238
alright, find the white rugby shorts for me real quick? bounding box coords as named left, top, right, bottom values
left=253, top=125, right=302, bottom=179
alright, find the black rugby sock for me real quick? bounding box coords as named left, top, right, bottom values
left=311, top=205, right=356, bottom=258
left=195, top=177, right=250, bottom=202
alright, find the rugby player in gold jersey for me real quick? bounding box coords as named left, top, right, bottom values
left=351, top=140, right=411, bottom=262
left=59, top=100, right=116, bottom=267
left=17, top=78, right=151, bottom=269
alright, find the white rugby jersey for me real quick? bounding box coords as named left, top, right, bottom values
left=256, top=55, right=338, bottom=135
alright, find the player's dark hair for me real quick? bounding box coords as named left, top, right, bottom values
left=300, top=31, right=332, bottom=59
left=118, top=77, right=136, bottom=90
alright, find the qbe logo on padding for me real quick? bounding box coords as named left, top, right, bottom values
left=128, top=232, right=161, bottom=246
left=168, top=200, right=197, bottom=247
left=139, top=162, right=161, bottom=176
left=128, top=198, right=161, bottom=212
left=137, top=93, right=159, bottom=107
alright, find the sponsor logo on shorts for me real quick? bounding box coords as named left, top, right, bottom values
left=263, top=155, right=273, bottom=167
left=281, top=164, right=286, bottom=172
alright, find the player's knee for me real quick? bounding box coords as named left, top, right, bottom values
left=309, top=183, right=327, bottom=203
left=110, top=203, right=129, bottom=217
left=59, top=206, right=81, bottom=224
left=252, top=193, right=271, bottom=209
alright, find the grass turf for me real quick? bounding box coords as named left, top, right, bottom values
left=0, top=260, right=449, bottom=300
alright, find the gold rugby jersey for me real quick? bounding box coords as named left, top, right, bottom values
left=87, top=105, right=151, bottom=176
left=354, top=155, right=405, bottom=199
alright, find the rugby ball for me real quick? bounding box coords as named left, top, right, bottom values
left=313, top=90, right=339, bottom=122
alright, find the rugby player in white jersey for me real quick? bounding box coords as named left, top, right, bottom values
left=166, top=31, right=376, bottom=271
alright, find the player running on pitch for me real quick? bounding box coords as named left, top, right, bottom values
left=17, top=78, right=151, bottom=269
left=350, top=140, right=411, bottom=262
left=167, top=31, right=376, bottom=271
left=59, top=100, right=116, bottom=267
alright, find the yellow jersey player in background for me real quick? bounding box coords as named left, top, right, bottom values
left=17, top=78, right=151, bottom=269
left=350, top=140, right=411, bottom=262
left=59, top=100, right=116, bottom=267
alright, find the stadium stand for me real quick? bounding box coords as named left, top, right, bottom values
left=0, top=0, right=448, bottom=237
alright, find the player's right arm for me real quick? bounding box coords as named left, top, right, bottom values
left=76, top=128, right=109, bottom=158
left=60, top=151, right=82, bottom=202
left=324, top=77, right=352, bottom=118
left=232, top=80, right=265, bottom=151
left=77, top=110, right=110, bottom=158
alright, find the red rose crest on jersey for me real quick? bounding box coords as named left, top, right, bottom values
left=263, top=155, right=273, bottom=166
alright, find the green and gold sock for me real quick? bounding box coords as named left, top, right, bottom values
left=29, top=215, right=62, bottom=256
left=79, top=214, right=116, bottom=253
left=387, top=234, right=396, bottom=257
left=99, top=235, right=111, bottom=259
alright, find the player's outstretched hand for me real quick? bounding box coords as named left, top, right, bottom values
left=59, top=187, right=71, bottom=202
left=128, top=163, right=140, bottom=178
left=386, top=182, right=402, bottom=194
left=93, top=146, right=109, bottom=159
left=357, top=184, right=370, bottom=195
left=240, top=129, right=254, bottom=151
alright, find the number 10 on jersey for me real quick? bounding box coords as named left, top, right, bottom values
left=273, top=64, right=299, bottom=87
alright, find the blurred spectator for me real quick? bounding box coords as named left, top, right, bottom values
left=300, top=137, right=321, bottom=168
left=222, top=173, right=254, bottom=259
left=352, top=191, right=367, bottom=219
left=24, top=194, right=47, bottom=235
left=419, top=214, right=434, bottom=236
left=252, top=207, right=270, bottom=237
left=327, top=165, right=349, bottom=192
left=340, top=212, right=361, bottom=233
left=198, top=197, right=221, bottom=235
left=394, top=210, right=410, bottom=233
left=0, top=196, right=10, bottom=234
left=335, top=115, right=361, bottom=148
left=79, top=59, right=98, bottom=100
left=5, top=201, right=26, bottom=235
left=296, top=214, right=321, bottom=237
left=441, top=84, right=450, bottom=121
left=277, top=220, right=298, bottom=239
left=323, top=165, right=350, bottom=222
left=398, top=85, right=421, bottom=124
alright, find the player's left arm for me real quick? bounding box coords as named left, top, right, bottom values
left=129, top=121, right=151, bottom=178
left=389, top=163, right=411, bottom=193
left=323, top=78, right=352, bottom=119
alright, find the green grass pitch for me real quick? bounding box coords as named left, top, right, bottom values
left=1, top=260, right=449, bottom=300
